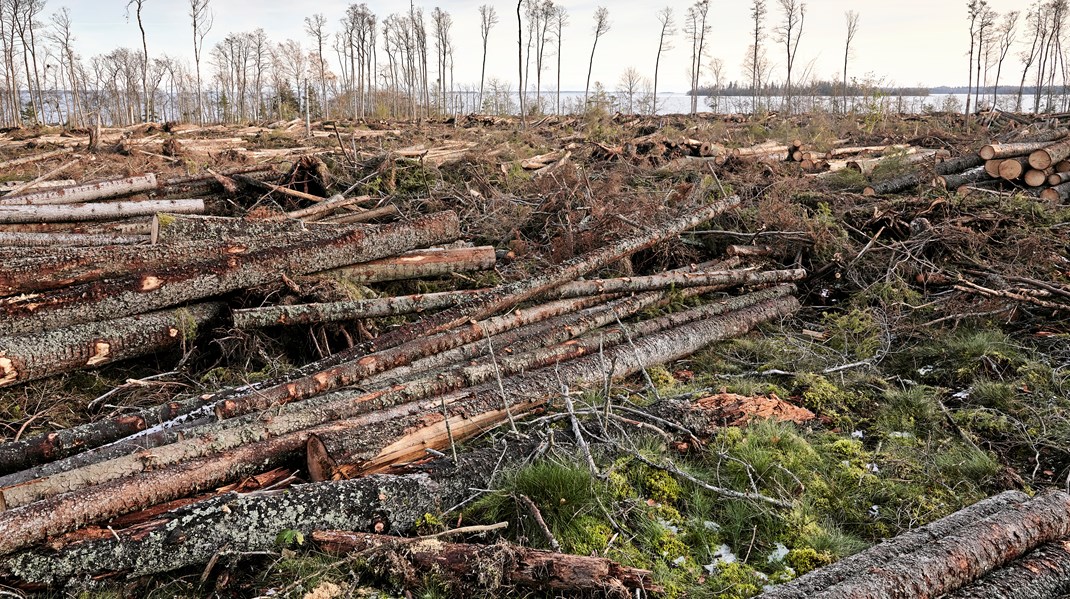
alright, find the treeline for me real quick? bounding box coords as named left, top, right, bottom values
left=693, top=81, right=931, bottom=97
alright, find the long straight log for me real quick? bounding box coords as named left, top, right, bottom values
left=312, top=531, right=660, bottom=597
left=810, top=492, right=1070, bottom=599
left=945, top=539, right=1070, bottom=599
left=0, top=303, right=222, bottom=389
left=1041, top=182, right=1070, bottom=203
left=0, top=180, right=76, bottom=193
left=758, top=490, right=1030, bottom=599
left=320, top=204, right=400, bottom=225
left=934, top=167, right=991, bottom=190
left=0, top=211, right=460, bottom=336
left=0, top=199, right=204, bottom=224
left=998, top=157, right=1030, bottom=181
left=0, top=174, right=158, bottom=206
left=980, top=141, right=1061, bottom=160
left=1029, top=138, right=1070, bottom=170
left=863, top=156, right=985, bottom=196
left=151, top=213, right=345, bottom=244
left=0, top=445, right=525, bottom=585
left=332, top=246, right=497, bottom=283
left=826, top=144, right=908, bottom=159
left=234, top=269, right=806, bottom=328
left=1024, top=168, right=1054, bottom=187
left=0, top=219, right=152, bottom=235
left=0, top=232, right=147, bottom=247
left=0, top=295, right=798, bottom=555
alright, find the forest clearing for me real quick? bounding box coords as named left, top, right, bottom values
left=0, top=108, right=1065, bottom=598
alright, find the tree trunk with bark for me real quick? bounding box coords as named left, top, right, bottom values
left=0, top=200, right=204, bottom=224
left=312, top=531, right=660, bottom=597
left=0, top=175, right=158, bottom=206
left=980, top=141, right=1063, bottom=160
left=0, top=211, right=460, bottom=335
left=0, top=303, right=222, bottom=389
left=1029, top=138, right=1070, bottom=170
left=0, top=232, right=146, bottom=247
left=758, top=490, right=1030, bottom=599
left=808, top=492, right=1070, bottom=599
left=863, top=156, right=986, bottom=196
left=934, top=167, right=990, bottom=190
left=946, top=539, right=1070, bottom=599
left=331, top=246, right=498, bottom=283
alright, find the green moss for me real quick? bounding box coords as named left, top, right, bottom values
left=703, top=562, right=766, bottom=599
left=413, top=513, right=445, bottom=535
left=644, top=468, right=684, bottom=504
left=172, top=308, right=199, bottom=343
left=647, top=365, right=679, bottom=392
left=822, top=308, right=882, bottom=360
left=823, top=168, right=867, bottom=191
left=785, top=547, right=835, bottom=575
left=155, top=213, right=177, bottom=228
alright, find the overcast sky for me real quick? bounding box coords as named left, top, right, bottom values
left=59, top=0, right=1030, bottom=92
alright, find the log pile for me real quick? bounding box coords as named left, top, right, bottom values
left=0, top=186, right=811, bottom=590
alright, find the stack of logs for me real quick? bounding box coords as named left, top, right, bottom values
left=0, top=193, right=808, bottom=592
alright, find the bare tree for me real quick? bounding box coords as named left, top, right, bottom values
left=189, top=0, right=212, bottom=124
left=125, top=0, right=150, bottom=122
left=49, top=7, right=82, bottom=126
left=431, top=8, right=453, bottom=113
left=1016, top=2, right=1044, bottom=111
left=973, top=3, right=996, bottom=111
left=583, top=6, right=610, bottom=110
left=617, top=67, right=642, bottom=113
left=750, top=0, right=766, bottom=113
left=685, top=0, right=710, bottom=116
left=842, top=10, right=860, bottom=114
left=551, top=4, right=567, bottom=114
left=305, top=13, right=329, bottom=118
left=991, top=10, right=1018, bottom=108
left=516, top=0, right=525, bottom=125
left=965, top=0, right=987, bottom=116
left=652, top=7, right=674, bottom=116
left=775, top=0, right=805, bottom=115
left=477, top=5, right=497, bottom=111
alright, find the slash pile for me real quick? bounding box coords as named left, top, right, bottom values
left=0, top=180, right=805, bottom=589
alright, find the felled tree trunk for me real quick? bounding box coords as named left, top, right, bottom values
left=313, top=531, right=660, bottom=598
left=331, top=246, right=498, bottom=283
left=0, top=211, right=460, bottom=335
left=758, top=490, right=1030, bottom=599
left=0, top=303, right=222, bottom=389
left=0, top=199, right=204, bottom=224
left=808, top=492, right=1070, bottom=599
left=0, top=445, right=524, bottom=585
left=0, top=232, right=146, bottom=247
left=863, top=156, right=985, bottom=196
left=0, top=174, right=158, bottom=206
left=947, top=538, right=1070, bottom=599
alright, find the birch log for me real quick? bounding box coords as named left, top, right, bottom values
left=0, top=199, right=204, bottom=224
left=0, top=174, right=158, bottom=206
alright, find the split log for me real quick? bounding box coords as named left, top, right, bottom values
left=0, top=199, right=204, bottom=224
left=1041, top=182, right=1070, bottom=203
left=1024, top=168, right=1054, bottom=187
left=1049, top=171, right=1070, bottom=186
left=313, top=531, right=659, bottom=597
left=0, top=232, right=147, bottom=247
left=0, top=303, right=222, bottom=389
left=757, top=490, right=1030, bottom=599
left=934, top=167, right=990, bottom=190
left=0, top=295, right=799, bottom=555
left=997, top=157, right=1030, bottom=181
left=0, top=211, right=460, bottom=336
left=233, top=269, right=806, bottom=328
left=1028, top=138, right=1070, bottom=170
left=0, top=446, right=521, bottom=584
left=331, top=246, right=497, bottom=283
left=946, top=539, right=1070, bottom=599
left=0, top=174, right=158, bottom=206
left=808, top=492, right=1070, bottom=599
left=863, top=156, right=985, bottom=196
left=980, top=141, right=1061, bottom=160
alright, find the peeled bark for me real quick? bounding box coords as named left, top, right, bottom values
left=0, top=303, right=222, bottom=388
left=0, top=212, right=459, bottom=336
left=312, top=531, right=660, bottom=597
left=331, top=246, right=498, bottom=283
left=946, top=539, right=1070, bottom=599
left=0, top=175, right=158, bottom=206
left=0, top=446, right=521, bottom=585
left=810, top=492, right=1070, bottom=599
left=0, top=200, right=204, bottom=224
left=0, top=295, right=798, bottom=555
left=1029, top=138, right=1070, bottom=170
left=758, top=490, right=1030, bottom=599
left=233, top=269, right=806, bottom=328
